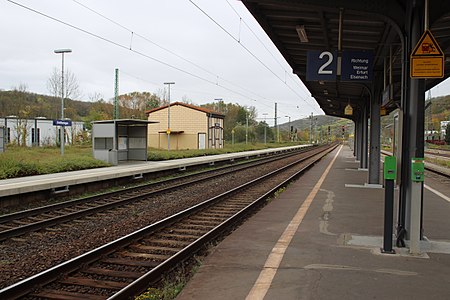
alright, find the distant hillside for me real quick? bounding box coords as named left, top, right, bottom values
left=279, top=95, right=450, bottom=134
left=0, top=90, right=144, bottom=123
left=426, top=95, right=450, bottom=123
left=278, top=114, right=351, bottom=132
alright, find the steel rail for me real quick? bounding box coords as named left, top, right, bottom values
left=0, top=146, right=314, bottom=241
left=0, top=146, right=311, bottom=224
left=110, top=144, right=338, bottom=300
left=380, top=150, right=450, bottom=178
left=0, top=144, right=336, bottom=300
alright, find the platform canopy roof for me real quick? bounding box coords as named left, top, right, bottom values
left=92, top=119, right=158, bottom=126
left=242, top=0, right=450, bottom=120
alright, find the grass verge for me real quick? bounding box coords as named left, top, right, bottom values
left=0, top=145, right=109, bottom=179
left=0, top=142, right=306, bottom=179
left=147, top=142, right=303, bottom=161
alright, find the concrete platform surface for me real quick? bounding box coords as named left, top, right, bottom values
left=177, top=145, right=450, bottom=300
left=0, top=145, right=309, bottom=197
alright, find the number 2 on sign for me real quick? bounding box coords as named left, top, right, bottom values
left=318, top=51, right=333, bottom=75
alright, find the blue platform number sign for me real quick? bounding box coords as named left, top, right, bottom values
left=306, top=50, right=337, bottom=81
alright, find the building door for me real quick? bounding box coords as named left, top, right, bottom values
left=198, top=133, right=206, bottom=149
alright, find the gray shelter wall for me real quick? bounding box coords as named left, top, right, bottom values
left=117, top=125, right=128, bottom=161
left=92, top=123, right=116, bottom=164
left=128, top=125, right=147, bottom=160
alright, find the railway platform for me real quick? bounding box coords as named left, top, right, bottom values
left=177, top=144, right=450, bottom=300
left=0, top=145, right=308, bottom=200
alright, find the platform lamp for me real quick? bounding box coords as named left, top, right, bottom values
left=164, top=82, right=175, bottom=151
left=54, top=48, right=72, bottom=156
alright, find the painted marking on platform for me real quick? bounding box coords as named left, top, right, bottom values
left=319, top=189, right=336, bottom=236
left=345, top=183, right=383, bottom=189
left=424, top=184, right=450, bottom=203
left=246, top=145, right=343, bottom=300
left=304, top=264, right=417, bottom=276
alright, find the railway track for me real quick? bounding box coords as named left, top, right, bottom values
left=425, top=148, right=450, bottom=159
left=0, top=144, right=338, bottom=300
left=0, top=146, right=314, bottom=241
left=380, top=150, right=450, bottom=178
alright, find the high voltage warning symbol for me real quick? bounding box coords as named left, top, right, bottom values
left=410, top=30, right=444, bottom=78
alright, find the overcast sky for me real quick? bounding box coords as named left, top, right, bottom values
left=1, top=0, right=449, bottom=125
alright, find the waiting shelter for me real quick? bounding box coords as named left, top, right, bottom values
left=92, top=119, right=157, bottom=165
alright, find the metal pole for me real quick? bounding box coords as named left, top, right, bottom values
left=289, top=117, right=291, bottom=142
left=264, top=124, right=267, bottom=144
left=61, top=52, right=65, bottom=155
left=214, top=98, right=222, bottom=113
left=285, top=116, right=291, bottom=142
left=263, top=113, right=268, bottom=144
left=114, top=68, right=119, bottom=119
left=383, top=179, right=396, bottom=253
left=369, top=85, right=381, bottom=184
left=362, top=105, right=369, bottom=169
left=54, top=49, right=71, bottom=155
left=274, top=102, right=278, bottom=143
left=164, top=82, right=175, bottom=151
left=245, top=112, right=248, bottom=144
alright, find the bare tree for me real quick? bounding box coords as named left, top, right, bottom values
left=181, top=95, right=194, bottom=105
left=89, top=92, right=104, bottom=102
left=14, top=83, right=28, bottom=93
left=47, top=67, right=81, bottom=100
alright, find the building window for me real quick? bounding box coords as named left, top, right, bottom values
left=31, top=128, right=41, bottom=146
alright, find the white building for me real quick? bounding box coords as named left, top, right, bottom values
left=441, top=121, right=449, bottom=138
left=0, top=117, right=85, bottom=147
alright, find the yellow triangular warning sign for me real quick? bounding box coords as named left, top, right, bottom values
left=411, top=30, right=443, bottom=56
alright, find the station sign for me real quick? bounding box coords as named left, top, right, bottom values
left=306, top=50, right=373, bottom=82
left=306, top=50, right=337, bottom=81
left=341, top=51, right=373, bottom=82
left=410, top=30, right=444, bottom=78
left=53, top=119, right=72, bottom=126
left=344, top=104, right=353, bottom=116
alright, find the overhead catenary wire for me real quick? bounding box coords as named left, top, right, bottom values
left=224, top=0, right=320, bottom=110
left=70, top=0, right=280, bottom=108
left=6, top=0, right=280, bottom=111
left=7, top=0, right=313, bottom=119
left=70, top=0, right=299, bottom=117
left=189, top=0, right=322, bottom=114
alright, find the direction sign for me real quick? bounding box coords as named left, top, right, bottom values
left=341, top=51, right=373, bottom=82
left=307, top=50, right=373, bottom=82
left=53, top=119, right=72, bottom=126
left=410, top=30, right=444, bottom=78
